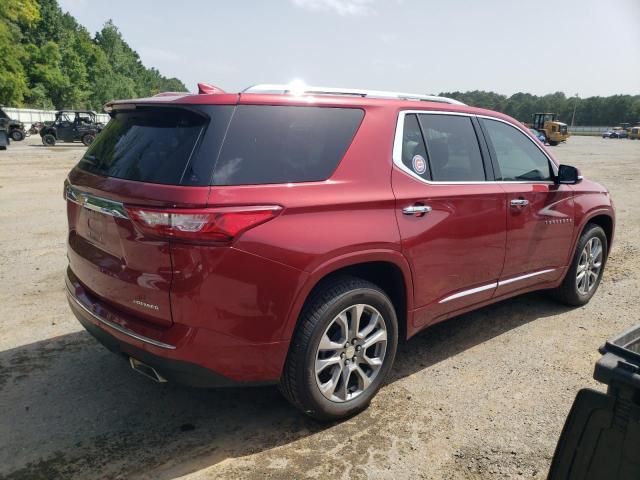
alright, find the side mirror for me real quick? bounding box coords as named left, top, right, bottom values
left=557, top=164, right=582, bottom=185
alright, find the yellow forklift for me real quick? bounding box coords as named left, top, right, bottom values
left=532, top=113, right=569, bottom=146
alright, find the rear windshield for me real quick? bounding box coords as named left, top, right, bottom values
left=212, top=105, right=364, bottom=185
left=77, top=108, right=212, bottom=185
left=76, top=105, right=363, bottom=186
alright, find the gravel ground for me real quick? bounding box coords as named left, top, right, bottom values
left=0, top=135, right=638, bottom=480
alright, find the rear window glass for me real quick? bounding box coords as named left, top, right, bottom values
left=212, top=105, right=364, bottom=185
left=77, top=108, right=217, bottom=185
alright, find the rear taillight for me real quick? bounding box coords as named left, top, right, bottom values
left=125, top=205, right=282, bottom=243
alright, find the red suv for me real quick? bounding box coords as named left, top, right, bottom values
left=65, top=84, right=615, bottom=420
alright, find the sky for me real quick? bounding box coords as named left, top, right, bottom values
left=58, top=0, right=640, bottom=97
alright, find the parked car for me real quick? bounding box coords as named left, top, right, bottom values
left=529, top=127, right=546, bottom=143
left=40, top=110, right=104, bottom=146
left=0, top=105, right=26, bottom=141
left=628, top=126, right=640, bottom=139
left=64, top=83, right=615, bottom=420
left=602, top=130, right=628, bottom=139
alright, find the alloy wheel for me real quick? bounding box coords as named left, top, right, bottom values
left=314, top=304, right=387, bottom=403
left=576, top=237, right=603, bottom=295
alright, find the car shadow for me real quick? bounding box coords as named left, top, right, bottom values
left=0, top=291, right=571, bottom=479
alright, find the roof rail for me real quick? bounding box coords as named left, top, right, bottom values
left=243, top=84, right=466, bottom=106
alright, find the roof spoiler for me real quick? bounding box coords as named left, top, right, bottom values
left=197, top=83, right=226, bottom=94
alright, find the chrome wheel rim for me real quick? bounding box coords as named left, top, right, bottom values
left=576, top=237, right=603, bottom=295
left=314, top=304, right=387, bottom=403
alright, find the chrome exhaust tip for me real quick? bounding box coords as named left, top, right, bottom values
left=129, top=357, right=168, bottom=383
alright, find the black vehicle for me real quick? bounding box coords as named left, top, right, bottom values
left=40, top=110, right=104, bottom=146
left=549, top=325, right=640, bottom=479
left=0, top=117, right=9, bottom=150
left=0, top=106, right=26, bottom=141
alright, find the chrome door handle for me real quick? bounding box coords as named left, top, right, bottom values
left=402, top=205, right=432, bottom=215
left=510, top=199, right=529, bottom=208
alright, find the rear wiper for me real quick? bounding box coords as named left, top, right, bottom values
left=82, top=154, right=99, bottom=165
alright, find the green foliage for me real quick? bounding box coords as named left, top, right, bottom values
left=0, top=0, right=187, bottom=110
left=440, top=91, right=640, bottom=127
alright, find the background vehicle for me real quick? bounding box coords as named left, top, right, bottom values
left=28, top=122, right=45, bottom=136
left=531, top=112, right=569, bottom=145
left=64, top=84, right=615, bottom=420
left=0, top=106, right=26, bottom=141
left=529, top=127, right=546, bottom=143
left=549, top=325, right=640, bottom=479
left=629, top=126, right=640, bottom=139
left=0, top=117, right=9, bottom=150
left=40, top=110, right=103, bottom=146
left=602, top=130, right=628, bottom=139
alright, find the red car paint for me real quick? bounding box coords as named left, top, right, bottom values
left=65, top=89, right=615, bottom=385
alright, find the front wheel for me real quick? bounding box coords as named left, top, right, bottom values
left=42, top=134, right=56, bottom=146
left=280, top=276, right=398, bottom=421
left=549, top=140, right=559, bottom=146
left=551, top=223, right=607, bottom=306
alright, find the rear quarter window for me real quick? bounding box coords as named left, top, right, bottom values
left=212, top=105, right=364, bottom=185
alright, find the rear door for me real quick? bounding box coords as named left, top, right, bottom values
left=66, top=105, right=233, bottom=326
left=392, top=112, right=506, bottom=328
left=479, top=117, right=574, bottom=295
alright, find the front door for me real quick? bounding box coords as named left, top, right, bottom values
left=392, top=112, right=506, bottom=330
left=479, top=117, right=575, bottom=296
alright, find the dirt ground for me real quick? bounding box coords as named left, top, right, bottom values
left=0, top=135, right=638, bottom=480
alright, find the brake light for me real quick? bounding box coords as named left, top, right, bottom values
left=125, top=205, right=282, bottom=243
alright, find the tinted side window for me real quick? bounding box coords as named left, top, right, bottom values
left=401, top=114, right=430, bottom=180
left=418, top=114, right=486, bottom=182
left=212, top=106, right=364, bottom=185
left=482, top=119, right=552, bottom=181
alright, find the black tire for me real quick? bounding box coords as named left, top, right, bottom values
left=551, top=223, right=608, bottom=306
left=42, top=134, right=56, bottom=146
left=549, top=140, right=559, bottom=146
left=280, top=276, right=398, bottom=421
left=81, top=133, right=95, bottom=146
left=10, top=129, right=24, bottom=141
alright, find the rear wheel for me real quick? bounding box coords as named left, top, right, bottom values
left=81, top=133, right=95, bottom=146
left=280, top=276, right=398, bottom=421
left=551, top=223, right=607, bottom=306
left=42, top=134, right=56, bottom=146
left=10, top=129, right=24, bottom=141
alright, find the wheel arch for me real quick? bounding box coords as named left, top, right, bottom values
left=566, top=208, right=614, bottom=269
left=282, top=250, right=414, bottom=342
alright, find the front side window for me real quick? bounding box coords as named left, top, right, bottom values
left=418, top=114, right=486, bottom=182
left=482, top=119, right=552, bottom=181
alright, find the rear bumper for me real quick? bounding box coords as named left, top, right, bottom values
left=66, top=267, right=288, bottom=386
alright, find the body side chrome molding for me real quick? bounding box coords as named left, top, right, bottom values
left=66, top=284, right=176, bottom=350
left=497, top=268, right=556, bottom=287
left=439, top=282, right=497, bottom=303
left=392, top=110, right=559, bottom=186
left=66, top=184, right=129, bottom=219
left=438, top=268, right=557, bottom=304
